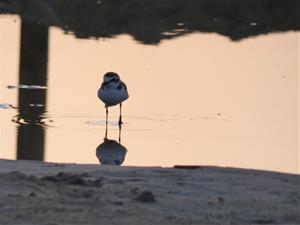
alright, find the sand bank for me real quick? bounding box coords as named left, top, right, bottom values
left=0, top=159, right=299, bottom=225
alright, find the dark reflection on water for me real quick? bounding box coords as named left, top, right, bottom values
left=96, top=118, right=127, bottom=166
left=1, top=0, right=299, bottom=43
left=16, top=123, right=45, bottom=160
left=15, top=19, right=49, bottom=160
left=96, top=139, right=127, bottom=165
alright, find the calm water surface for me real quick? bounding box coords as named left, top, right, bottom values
left=0, top=16, right=299, bottom=173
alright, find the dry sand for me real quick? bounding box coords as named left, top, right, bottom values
left=0, top=159, right=299, bottom=225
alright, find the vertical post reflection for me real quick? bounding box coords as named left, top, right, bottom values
left=16, top=20, right=49, bottom=161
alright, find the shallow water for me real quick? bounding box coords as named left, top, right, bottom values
left=0, top=16, right=299, bottom=173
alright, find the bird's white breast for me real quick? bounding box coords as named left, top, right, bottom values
left=98, top=84, right=128, bottom=107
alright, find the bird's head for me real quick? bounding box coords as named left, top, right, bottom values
left=103, top=72, right=120, bottom=84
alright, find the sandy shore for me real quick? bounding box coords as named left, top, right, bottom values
left=0, top=159, right=299, bottom=225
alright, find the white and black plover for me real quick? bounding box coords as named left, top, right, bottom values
left=98, top=72, right=129, bottom=126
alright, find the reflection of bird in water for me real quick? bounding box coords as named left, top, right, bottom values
left=98, top=72, right=129, bottom=126
left=96, top=110, right=127, bottom=165
left=96, top=138, right=127, bottom=165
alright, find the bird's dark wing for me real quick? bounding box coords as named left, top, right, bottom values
left=117, top=81, right=127, bottom=90
left=101, top=83, right=105, bottom=89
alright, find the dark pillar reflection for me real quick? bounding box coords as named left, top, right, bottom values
left=16, top=19, right=49, bottom=161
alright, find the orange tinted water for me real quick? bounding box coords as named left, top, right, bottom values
left=1, top=16, right=299, bottom=173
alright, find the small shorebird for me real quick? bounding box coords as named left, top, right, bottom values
left=98, top=72, right=129, bottom=127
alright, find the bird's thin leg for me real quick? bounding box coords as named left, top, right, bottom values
left=118, top=121, right=122, bottom=143
left=105, top=106, right=108, bottom=140
left=118, top=103, right=123, bottom=125
left=106, top=106, right=108, bottom=124
left=104, top=126, right=108, bottom=140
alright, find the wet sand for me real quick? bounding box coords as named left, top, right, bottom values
left=0, top=159, right=299, bottom=225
